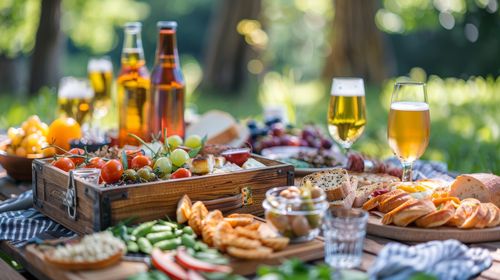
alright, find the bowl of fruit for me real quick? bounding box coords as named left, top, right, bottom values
left=0, top=116, right=56, bottom=181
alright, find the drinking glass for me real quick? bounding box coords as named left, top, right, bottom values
left=327, top=78, right=367, bottom=154
left=387, top=82, right=430, bottom=182
left=323, top=208, right=368, bottom=274
left=58, top=77, right=94, bottom=126
left=72, top=168, right=101, bottom=185
left=88, top=56, right=113, bottom=121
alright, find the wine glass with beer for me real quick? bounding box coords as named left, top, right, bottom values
left=327, top=78, right=367, bottom=154
left=387, top=82, right=430, bottom=182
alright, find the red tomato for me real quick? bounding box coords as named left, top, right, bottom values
left=52, top=157, right=75, bottom=172
left=101, top=159, right=124, bottom=184
left=126, top=149, right=143, bottom=168
left=170, top=168, right=192, bottom=179
left=151, top=249, right=188, bottom=280
left=68, top=148, right=85, bottom=166
left=86, top=157, right=105, bottom=169
left=131, top=155, right=152, bottom=170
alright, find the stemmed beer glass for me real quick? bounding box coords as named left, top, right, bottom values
left=327, top=78, right=367, bottom=154
left=387, top=82, right=430, bottom=182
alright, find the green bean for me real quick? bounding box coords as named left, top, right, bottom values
left=151, top=225, right=172, bottom=232
left=159, top=220, right=178, bottom=229
left=181, top=234, right=196, bottom=249
left=137, top=237, right=153, bottom=254
left=146, top=231, right=176, bottom=244
left=194, top=241, right=209, bottom=251
left=154, top=237, right=181, bottom=251
left=182, top=226, right=194, bottom=235
left=174, top=229, right=183, bottom=236
left=131, top=221, right=157, bottom=238
left=127, top=241, right=139, bottom=253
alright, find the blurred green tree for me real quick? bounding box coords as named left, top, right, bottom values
left=0, top=0, right=148, bottom=95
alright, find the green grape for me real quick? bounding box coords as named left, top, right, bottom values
left=167, top=135, right=183, bottom=150
left=154, top=157, right=173, bottom=175
left=170, top=149, right=190, bottom=167
left=137, top=167, right=152, bottom=180
left=123, top=169, right=138, bottom=181
left=185, top=135, right=202, bottom=149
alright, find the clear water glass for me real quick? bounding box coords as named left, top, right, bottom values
left=323, top=208, right=368, bottom=270
left=72, top=168, right=101, bottom=185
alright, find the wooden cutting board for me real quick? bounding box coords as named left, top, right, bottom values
left=24, top=245, right=148, bottom=280
left=367, top=214, right=500, bottom=243
left=231, top=236, right=325, bottom=275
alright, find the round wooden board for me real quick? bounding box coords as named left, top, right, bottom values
left=367, top=214, right=500, bottom=243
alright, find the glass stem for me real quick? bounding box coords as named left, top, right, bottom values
left=401, top=161, right=413, bottom=182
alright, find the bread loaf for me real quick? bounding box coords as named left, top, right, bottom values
left=449, top=173, right=500, bottom=207
left=301, top=169, right=351, bottom=201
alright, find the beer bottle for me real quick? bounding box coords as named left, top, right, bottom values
left=150, top=21, right=185, bottom=139
left=117, top=22, right=151, bottom=146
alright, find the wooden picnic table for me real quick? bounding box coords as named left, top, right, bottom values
left=0, top=172, right=499, bottom=280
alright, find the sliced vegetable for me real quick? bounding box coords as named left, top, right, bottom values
left=151, top=249, right=188, bottom=280
left=175, top=248, right=232, bottom=274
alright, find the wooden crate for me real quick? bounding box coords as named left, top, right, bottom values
left=32, top=156, right=294, bottom=234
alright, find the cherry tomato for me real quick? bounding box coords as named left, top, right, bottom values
left=86, top=157, right=105, bottom=169
left=131, top=155, right=152, bottom=170
left=170, top=168, right=192, bottom=179
left=52, top=157, right=75, bottom=172
left=101, top=159, right=124, bottom=184
left=68, top=148, right=85, bottom=166
left=126, top=149, right=143, bottom=168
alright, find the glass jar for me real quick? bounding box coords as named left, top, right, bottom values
left=263, top=186, right=329, bottom=243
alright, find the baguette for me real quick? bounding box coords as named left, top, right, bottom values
left=449, top=173, right=500, bottom=207
left=485, top=203, right=500, bottom=227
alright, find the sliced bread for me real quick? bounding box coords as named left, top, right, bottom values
left=348, top=172, right=400, bottom=187
left=353, top=182, right=391, bottom=208
left=301, top=169, right=351, bottom=201
left=330, top=188, right=356, bottom=209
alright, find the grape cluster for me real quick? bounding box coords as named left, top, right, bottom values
left=5, top=115, right=55, bottom=157
left=247, top=118, right=333, bottom=153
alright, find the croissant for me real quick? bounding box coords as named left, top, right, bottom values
left=415, top=201, right=455, bottom=228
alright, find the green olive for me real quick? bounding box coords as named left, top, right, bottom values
left=123, top=169, right=138, bottom=181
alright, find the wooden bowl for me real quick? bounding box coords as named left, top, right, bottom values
left=0, top=145, right=45, bottom=182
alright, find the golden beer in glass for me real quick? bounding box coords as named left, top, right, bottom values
left=328, top=78, right=366, bottom=151
left=58, top=77, right=94, bottom=125
left=387, top=82, right=430, bottom=182
left=88, top=57, right=113, bottom=121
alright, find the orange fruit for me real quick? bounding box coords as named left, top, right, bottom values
left=47, top=117, right=82, bottom=153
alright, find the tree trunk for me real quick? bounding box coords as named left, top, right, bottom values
left=29, top=0, right=63, bottom=95
left=201, top=0, right=261, bottom=93
left=323, top=0, right=394, bottom=84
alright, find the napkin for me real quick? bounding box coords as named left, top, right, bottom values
left=369, top=239, right=492, bottom=280
left=0, top=190, right=75, bottom=247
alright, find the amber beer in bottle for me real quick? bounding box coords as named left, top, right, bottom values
left=150, top=21, right=185, bottom=138
left=117, top=22, right=151, bottom=146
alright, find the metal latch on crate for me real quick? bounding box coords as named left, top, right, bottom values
left=63, top=171, right=78, bottom=220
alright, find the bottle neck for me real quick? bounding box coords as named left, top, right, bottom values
left=155, top=29, right=180, bottom=66
left=121, top=31, right=146, bottom=67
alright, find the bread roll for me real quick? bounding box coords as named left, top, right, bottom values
left=449, top=173, right=500, bottom=207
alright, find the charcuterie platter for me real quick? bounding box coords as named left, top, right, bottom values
left=367, top=213, right=500, bottom=243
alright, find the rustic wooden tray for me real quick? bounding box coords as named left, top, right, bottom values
left=23, top=234, right=324, bottom=278
left=32, top=155, right=294, bottom=234
left=367, top=214, right=500, bottom=243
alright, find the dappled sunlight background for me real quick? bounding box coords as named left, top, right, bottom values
left=0, top=0, right=498, bottom=174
